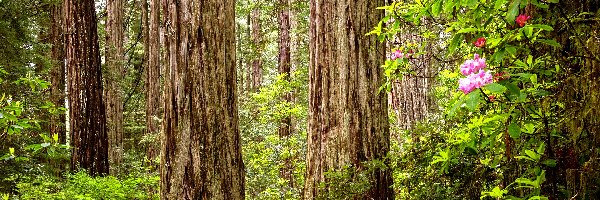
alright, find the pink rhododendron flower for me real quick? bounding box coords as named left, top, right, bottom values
left=516, top=14, right=531, bottom=27
left=458, top=77, right=476, bottom=94
left=458, top=54, right=493, bottom=94
left=458, top=69, right=493, bottom=94
left=460, top=54, right=487, bottom=76
left=473, top=37, right=486, bottom=48
left=391, top=50, right=404, bottom=60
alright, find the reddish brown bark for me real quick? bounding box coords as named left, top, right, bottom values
left=64, top=0, right=109, bottom=176
left=160, top=0, right=245, bottom=199
left=278, top=0, right=294, bottom=189
left=105, top=0, right=125, bottom=175
left=304, top=0, right=393, bottom=199
left=49, top=0, right=66, bottom=144
left=251, top=5, right=263, bottom=91
left=145, top=0, right=161, bottom=163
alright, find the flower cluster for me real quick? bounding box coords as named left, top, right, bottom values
left=390, top=49, right=414, bottom=60
left=473, top=37, right=486, bottom=48
left=458, top=54, right=493, bottom=94
left=516, top=14, right=531, bottom=27
left=460, top=54, right=487, bottom=76
left=391, top=50, right=404, bottom=60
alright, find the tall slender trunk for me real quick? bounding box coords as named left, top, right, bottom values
left=304, top=0, right=393, bottom=199
left=105, top=0, right=125, bottom=175
left=278, top=0, right=294, bottom=189
left=160, top=0, right=245, bottom=199
left=251, top=4, right=262, bottom=91
left=245, top=13, right=252, bottom=92
left=64, top=0, right=109, bottom=176
left=50, top=1, right=66, bottom=144
left=389, top=33, right=436, bottom=132
left=145, top=0, right=161, bottom=163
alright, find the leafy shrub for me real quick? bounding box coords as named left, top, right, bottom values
left=16, top=171, right=159, bottom=200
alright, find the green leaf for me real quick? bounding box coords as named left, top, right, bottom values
left=506, top=46, right=517, bottom=56
left=448, top=34, right=462, bottom=55
left=506, top=0, right=522, bottom=24
left=9, top=148, right=14, bottom=155
left=531, top=0, right=550, bottom=8
left=516, top=177, right=538, bottom=187
left=525, top=149, right=541, bottom=161
left=443, top=0, right=455, bottom=14
left=485, top=83, right=507, bottom=94
left=529, top=196, right=549, bottom=200
left=448, top=95, right=465, bottom=117
left=523, top=123, right=535, bottom=134
left=537, top=142, right=546, bottom=154
left=466, top=90, right=480, bottom=111
left=432, top=0, right=443, bottom=16
left=493, top=48, right=506, bottom=62
left=508, top=123, right=521, bottom=139
left=528, top=24, right=554, bottom=31
left=494, top=0, right=507, bottom=9
left=458, top=27, right=478, bottom=33
left=538, top=39, right=562, bottom=48
left=542, top=159, right=557, bottom=167
left=530, top=74, right=538, bottom=84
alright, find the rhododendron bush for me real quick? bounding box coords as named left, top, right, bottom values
left=370, top=0, right=600, bottom=199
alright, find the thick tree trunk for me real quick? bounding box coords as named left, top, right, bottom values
left=50, top=1, right=66, bottom=144
left=64, top=0, right=109, bottom=176
left=145, top=0, right=161, bottom=163
left=304, top=0, right=393, bottom=199
left=251, top=5, right=263, bottom=91
left=105, top=0, right=125, bottom=175
left=278, top=0, right=294, bottom=189
left=160, top=0, right=245, bottom=199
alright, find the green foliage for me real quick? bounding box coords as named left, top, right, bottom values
left=240, top=70, right=309, bottom=200
left=317, top=165, right=372, bottom=200
left=15, top=171, right=159, bottom=200
left=372, top=0, right=600, bottom=199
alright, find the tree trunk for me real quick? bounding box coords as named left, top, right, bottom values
left=145, top=0, right=161, bottom=164
left=245, top=13, right=252, bottom=92
left=388, top=33, right=436, bottom=132
left=105, top=0, right=125, bottom=175
left=251, top=4, right=263, bottom=91
left=64, top=0, right=109, bottom=176
left=278, top=0, right=294, bottom=189
left=304, top=0, right=393, bottom=199
left=160, top=0, right=245, bottom=199
left=50, top=1, right=66, bottom=144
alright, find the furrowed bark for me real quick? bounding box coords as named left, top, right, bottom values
left=304, top=0, right=393, bottom=199
left=64, top=0, right=109, bottom=176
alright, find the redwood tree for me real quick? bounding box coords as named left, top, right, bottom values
left=105, top=0, right=125, bottom=174
left=49, top=0, right=66, bottom=144
left=144, top=0, right=161, bottom=162
left=64, top=0, right=109, bottom=176
left=277, top=0, right=294, bottom=188
left=303, top=0, right=393, bottom=199
left=251, top=2, right=263, bottom=91
left=160, top=0, right=244, bottom=199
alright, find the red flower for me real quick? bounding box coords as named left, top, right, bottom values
left=516, top=14, right=531, bottom=27
left=494, top=71, right=510, bottom=81
left=489, top=95, right=496, bottom=102
left=473, top=37, right=486, bottom=48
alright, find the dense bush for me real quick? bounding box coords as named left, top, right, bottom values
left=14, top=171, right=159, bottom=200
